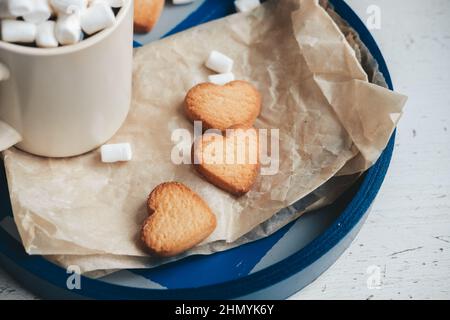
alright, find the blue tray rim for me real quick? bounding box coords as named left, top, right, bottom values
left=0, top=0, right=396, bottom=299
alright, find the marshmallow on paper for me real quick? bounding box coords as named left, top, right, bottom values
left=50, top=0, right=87, bottom=15
left=55, top=13, right=82, bottom=45
left=7, top=0, right=33, bottom=16
left=173, top=0, right=195, bottom=4
left=36, top=21, right=58, bottom=48
left=80, top=1, right=115, bottom=35
left=1, top=19, right=36, bottom=43
left=23, top=0, right=53, bottom=24
left=101, top=143, right=132, bottom=163
left=205, top=50, right=234, bottom=74
left=208, top=72, right=235, bottom=86
left=234, top=0, right=260, bottom=13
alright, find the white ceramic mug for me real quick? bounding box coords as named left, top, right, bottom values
left=0, top=0, right=133, bottom=157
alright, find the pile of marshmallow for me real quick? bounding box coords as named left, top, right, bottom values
left=205, top=50, right=236, bottom=86
left=0, top=0, right=126, bottom=48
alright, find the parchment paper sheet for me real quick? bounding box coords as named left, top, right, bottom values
left=2, top=0, right=406, bottom=273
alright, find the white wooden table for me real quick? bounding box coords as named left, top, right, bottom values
left=1, top=0, right=449, bottom=300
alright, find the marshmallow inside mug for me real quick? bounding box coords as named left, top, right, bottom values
left=0, top=0, right=125, bottom=48
left=0, top=0, right=134, bottom=157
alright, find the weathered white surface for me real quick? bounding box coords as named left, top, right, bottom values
left=1, top=0, right=449, bottom=299
left=291, top=0, right=450, bottom=300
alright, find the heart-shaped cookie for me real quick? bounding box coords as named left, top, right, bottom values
left=193, top=127, right=260, bottom=196
left=141, top=182, right=216, bottom=257
left=185, top=80, right=262, bottom=131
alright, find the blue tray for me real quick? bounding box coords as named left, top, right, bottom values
left=0, top=0, right=396, bottom=299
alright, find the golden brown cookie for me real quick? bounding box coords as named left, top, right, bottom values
left=193, top=127, right=260, bottom=196
left=134, top=0, right=165, bottom=34
left=141, top=182, right=216, bottom=257
left=185, top=80, right=262, bottom=131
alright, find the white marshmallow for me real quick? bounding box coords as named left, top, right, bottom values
left=0, top=62, right=10, bottom=81
left=55, top=13, right=82, bottom=45
left=23, top=0, right=53, bottom=24
left=208, top=72, right=235, bottom=86
left=36, top=21, right=58, bottom=48
left=101, top=143, right=132, bottom=163
left=0, top=0, right=15, bottom=18
left=89, top=0, right=124, bottom=8
left=205, top=50, right=234, bottom=74
left=7, top=0, right=33, bottom=16
left=80, top=2, right=115, bottom=35
left=1, top=19, right=36, bottom=43
left=173, top=0, right=195, bottom=4
left=50, top=0, right=87, bottom=15
left=234, top=0, right=260, bottom=13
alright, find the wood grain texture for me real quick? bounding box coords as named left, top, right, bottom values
left=1, top=0, right=449, bottom=300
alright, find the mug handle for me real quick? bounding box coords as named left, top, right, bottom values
left=0, top=62, right=22, bottom=151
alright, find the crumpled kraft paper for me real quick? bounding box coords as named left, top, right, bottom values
left=2, top=0, right=406, bottom=273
